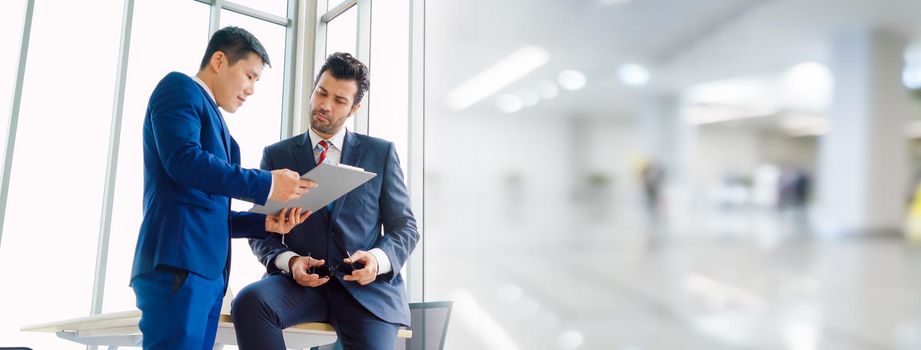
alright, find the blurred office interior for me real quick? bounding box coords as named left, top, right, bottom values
left=3, top=0, right=921, bottom=349
left=424, top=0, right=921, bottom=349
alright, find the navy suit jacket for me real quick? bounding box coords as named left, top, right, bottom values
left=250, top=130, right=419, bottom=326
left=132, top=72, right=272, bottom=282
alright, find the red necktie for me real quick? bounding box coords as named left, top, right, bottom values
left=316, top=140, right=335, bottom=212
left=316, top=140, right=330, bottom=165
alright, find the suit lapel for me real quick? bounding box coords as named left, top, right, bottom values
left=197, top=81, right=232, bottom=158
left=330, top=131, right=362, bottom=223
left=293, top=132, right=316, bottom=175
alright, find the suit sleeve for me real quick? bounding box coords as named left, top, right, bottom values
left=231, top=211, right=268, bottom=239
left=149, top=78, right=272, bottom=205
left=373, top=142, right=420, bottom=282
left=248, top=146, right=293, bottom=274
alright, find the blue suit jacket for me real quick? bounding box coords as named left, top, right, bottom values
left=250, top=131, right=419, bottom=326
left=132, top=72, right=272, bottom=282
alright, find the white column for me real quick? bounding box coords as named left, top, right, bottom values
left=816, top=28, right=912, bottom=235
left=634, top=92, right=696, bottom=228
left=636, top=93, right=680, bottom=169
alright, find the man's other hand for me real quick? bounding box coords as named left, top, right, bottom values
left=343, top=250, right=379, bottom=286
left=265, top=207, right=311, bottom=234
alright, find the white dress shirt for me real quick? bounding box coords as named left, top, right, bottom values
left=274, top=127, right=393, bottom=276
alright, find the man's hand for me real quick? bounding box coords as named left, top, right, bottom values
left=265, top=207, right=311, bottom=234
left=269, top=169, right=316, bottom=202
left=343, top=250, right=379, bottom=286
left=289, top=256, right=330, bottom=287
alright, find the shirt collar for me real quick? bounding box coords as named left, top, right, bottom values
left=190, top=74, right=216, bottom=104
left=308, top=127, right=346, bottom=151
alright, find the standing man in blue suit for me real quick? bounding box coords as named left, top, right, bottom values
left=131, top=26, right=316, bottom=350
left=231, top=52, right=420, bottom=349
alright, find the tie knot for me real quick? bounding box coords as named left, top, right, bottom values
left=317, top=140, right=330, bottom=151
left=315, top=140, right=331, bottom=165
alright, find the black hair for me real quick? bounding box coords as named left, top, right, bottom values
left=314, top=52, right=370, bottom=105
left=199, top=26, right=270, bottom=70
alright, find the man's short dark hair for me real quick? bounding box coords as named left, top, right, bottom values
left=314, top=52, right=370, bottom=105
left=199, top=26, right=271, bottom=70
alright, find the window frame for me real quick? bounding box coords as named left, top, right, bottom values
left=0, top=0, right=34, bottom=250
left=0, top=0, right=427, bottom=327
left=312, top=0, right=426, bottom=302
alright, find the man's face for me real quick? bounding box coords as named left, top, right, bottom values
left=309, top=71, right=361, bottom=136
left=213, top=52, right=264, bottom=113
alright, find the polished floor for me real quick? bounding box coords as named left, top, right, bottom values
left=425, top=207, right=921, bottom=350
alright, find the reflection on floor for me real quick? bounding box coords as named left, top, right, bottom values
left=426, top=208, right=921, bottom=350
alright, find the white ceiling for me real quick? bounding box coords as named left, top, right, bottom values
left=425, top=0, right=921, bottom=120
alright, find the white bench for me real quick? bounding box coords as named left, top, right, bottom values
left=21, top=294, right=411, bottom=349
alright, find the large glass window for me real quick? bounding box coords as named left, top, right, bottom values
left=0, top=0, right=26, bottom=160
left=323, top=5, right=358, bottom=133
left=327, top=0, right=349, bottom=10
left=0, top=0, right=123, bottom=347
left=325, top=6, right=357, bottom=60
left=227, top=0, right=287, bottom=18
left=368, top=0, right=409, bottom=178
left=312, top=0, right=420, bottom=299
left=220, top=9, right=289, bottom=296
left=0, top=0, right=424, bottom=347
left=103, top=0, right=211, bottom=313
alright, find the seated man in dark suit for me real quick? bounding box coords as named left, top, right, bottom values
left=231, top=52, right=419, bottom=350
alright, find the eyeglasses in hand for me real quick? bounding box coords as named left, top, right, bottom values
left=304, top=252, right=365, bottom=278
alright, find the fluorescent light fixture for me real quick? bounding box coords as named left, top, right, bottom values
left=536, top=80, right=559, bottom=99
left=618, top=63, right=650, bottom=86
left=446, top=46, right=550, bottom=110
left=558, top=70, right=586, bottom=90
left=496, top=94, right=523, bottom=113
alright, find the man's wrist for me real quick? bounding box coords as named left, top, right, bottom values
left=275, top=251, right=299, bottom=273
left=369, top=248, right=392, bottom=275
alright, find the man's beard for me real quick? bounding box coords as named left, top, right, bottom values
left=311, top=109, right=338, bottom=134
